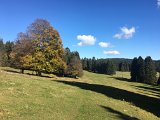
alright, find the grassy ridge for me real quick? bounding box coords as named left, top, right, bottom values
left=0, top=67, right=160, bottom=120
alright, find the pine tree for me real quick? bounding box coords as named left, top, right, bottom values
left=137, top=56, right=145, bottom=82
left=87, top=59, right=92, bottom=71
left=119, top=62, right=125, bottom=72
left=82, top=58, right=87, bottom=70
left=106, top=60, right=116, bottom=75
left=64, top=47, right=71, bottom=65
left=131, top=57, right=138, bottom=82
left=144, top=56, right=157, bottom=84
left=92, top=57, right=96, bottom=72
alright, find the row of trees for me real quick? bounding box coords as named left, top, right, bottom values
left=81, top=57, right=131, bottom=75
left=0, top=19, right=83, bottom=78
left=131, top=56, right=159, bottom=85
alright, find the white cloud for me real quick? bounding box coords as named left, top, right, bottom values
left=99, top=42, right=110, bottom=48
left=77, top=35, right=96, bottom=46
left=103, top=50, right=120, bottom=55
left=114, top=27, right=136, bottom=39
left=158, top=0, right=160, bottom=8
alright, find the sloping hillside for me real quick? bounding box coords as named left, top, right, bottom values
left=0, top=67, right=160, bottom=120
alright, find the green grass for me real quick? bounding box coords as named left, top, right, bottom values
left=0, top=67, right=160, bottom=120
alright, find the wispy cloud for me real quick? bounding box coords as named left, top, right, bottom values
left=113, top=27, right=136, bottom=39
left=158, top=0, right=160, bottom=8
left=103, top=50, right=120, bottom=55
left=77, top=35, right=96, bottom=46
left=99, top=42, right=110, bottom=48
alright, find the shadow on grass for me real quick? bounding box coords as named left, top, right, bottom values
left=111, top=77, right=131, bottom=82
left=55, top=80, right=160, bottom=117
left=100, top=105, right=139, bottom=120
left=2, top=69, right=53, bottom=78
left=2, top=69, right=20, bottom=74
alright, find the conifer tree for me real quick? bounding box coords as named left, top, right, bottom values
left=64, top=47, right=71, bottom=65
left=81, top=58, right=87, bottom=70
left=144, top=56, right=157, bottom=84
left=87, top=59, right=92, bottom=71
left=137, top=56, right=145, bottom=82
left=106, top=60, right=116, bottom=75
left=92, top=57, right=96, bottom=72
left=119, top=61, right=129, bottom=72
left=131, top=57, right=138, bottom=82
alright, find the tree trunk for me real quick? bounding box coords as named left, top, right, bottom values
left=21, top=69, right=24, bottom=74
left=37, top=71, right=42, bottom=76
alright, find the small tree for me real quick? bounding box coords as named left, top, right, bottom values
left=66, top=52, right=83, bottom=78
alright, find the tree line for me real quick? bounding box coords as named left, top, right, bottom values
left=81, top=57, right=131, bottom=75
left=0, top=19, right=83, bottom=78
left=82, top=57, right=160, bottom=85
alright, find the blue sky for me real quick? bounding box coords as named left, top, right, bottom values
left=0, top=0, right=160, bottom=60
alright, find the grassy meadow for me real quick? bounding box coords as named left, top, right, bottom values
left=0, top=67, right=160, bottom=120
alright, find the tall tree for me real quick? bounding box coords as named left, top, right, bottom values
left=91, top=57, right=96, bottom=72
left=119, top=61, right=130, bottom=72
left=137, top=56, right=145, bottom=82
left=64, top=47, right=71, bottom=65
left=144, top=56, right=157, bottom=84
left=82, top=58, right=87, bottom=70
left=106, top=60, right=116, bottom=75
left=26, top=19, right=66, bottom=76
left=87, top=58, right=92, bottom=71
left=131, top=57, right=138, bottom=82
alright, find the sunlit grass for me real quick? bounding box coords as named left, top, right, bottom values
left=0, top=67, right=159, bottom=120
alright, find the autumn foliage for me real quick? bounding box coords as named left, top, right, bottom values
left=10, top=19, right=83, bottom=77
